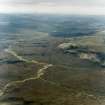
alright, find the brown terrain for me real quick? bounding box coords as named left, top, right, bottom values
left=0, top=32, right=105, bottom=105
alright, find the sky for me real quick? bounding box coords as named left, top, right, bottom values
left=0, top=0, right=105, bottom=15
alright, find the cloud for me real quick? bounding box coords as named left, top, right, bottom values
left=0, top=0, right=105, bottom=15
left=0, top=0, right=105, bottom=6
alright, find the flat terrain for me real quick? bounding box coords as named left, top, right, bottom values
left=0, top=31, right=105, bottom=105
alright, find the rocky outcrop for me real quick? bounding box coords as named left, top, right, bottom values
left=58, top=43, right=78, bottom=50
left=58, top=42, right=105, bottom=66
left=79, top=53, right=100, bottom=62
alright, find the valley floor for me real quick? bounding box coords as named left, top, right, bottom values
left=0, top=31, right=105, bottom=105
